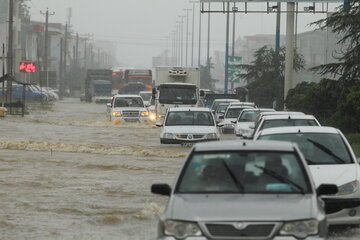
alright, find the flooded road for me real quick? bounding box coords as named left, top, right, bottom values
left=0, top=98, right=358, bottom=239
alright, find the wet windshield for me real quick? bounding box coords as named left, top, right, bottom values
left=239, top=111, right=261, bottom=122
left=177, top=152, right=310, bottom=194
left=225, top=108, right=245, bottom=118
left=165, top=111, right=214, bottom=126
left=139, top=92, right=152, bottom=101
left=159, top=86, right=197, bottom=104
left=259, top=133, right=353, bottom=164
left=114, top=97, right=144, bottom=107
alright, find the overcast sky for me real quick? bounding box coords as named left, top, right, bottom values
left=28, top=0, right=341, bottom=68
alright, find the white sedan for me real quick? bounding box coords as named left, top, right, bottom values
left=256, top=126, right=360, bottom=226
left=157, top=107, right=220, bottom=144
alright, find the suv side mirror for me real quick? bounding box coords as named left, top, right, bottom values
left=156, top=123, right=163, bottom=127
left=151, top=183, right=171, bottom=196
left=317, top=184, right=338, bottom=196
left=106, top=103, right=112, bottom=108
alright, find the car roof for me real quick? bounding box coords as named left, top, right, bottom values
left=168, top=107, right=211, bottom=112
left=139, top=91, right=151, bottom=94
left=114, top=94, right=143, bottom=98
left=262, top=114, right=316, bottom=120
left=227, top=106, right=254, bottom=109
left=213, top=99, right=240, bottom=102
left=194, top=140, right=297, bottom=152
left=240, top=108, right=274, bottom=112
left=160, top=83, right=195, bottom=86
left=260, top=111, right=305, bottom=116
left=258, top=126, right=340, bottom=136
left=229, top=102, right=256, bottom=106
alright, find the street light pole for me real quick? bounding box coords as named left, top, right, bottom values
left=178, top=15, right=186, bottom=66
left=184, top=9, right=192, bottom=67
left=224, top=2, right=230, bottom=94
left=198, top=2, right=202, bottom=66
left=206, top=2, right=211, bottom=67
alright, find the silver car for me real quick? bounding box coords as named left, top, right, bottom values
left=151, top=140, right=337, bottom=240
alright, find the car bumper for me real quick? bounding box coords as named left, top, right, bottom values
left=157, top=236, right=325, bottom=240
left=112, top=117, right=149, bottom=122
left=160, top=138, right=219, bottom=144
left=323, top=198, right=360, bottom=225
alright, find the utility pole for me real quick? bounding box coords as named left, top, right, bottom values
left=190, top=1, right=196, bottom=66
left=231, top=2, right=237, bottom=90
left=184, top=9, right=192, bottom=67
left=275, top=2, right=282, bottom=109
left=2, top=44, right=5, bottom=107
left=284, top=2, right=295, bottom=104
left=206, top=2, right=211, bottom=67
left=284, top=2, right=295, bottom=101
left=40, top=8, right=55, bottom=88
left=6, top=0, right=14, bottom=108
left=59, top=37, right=64, bottom=99
left=64, top=24, right=68, bottom=90
left=75, top=33, right=79, bottom=67
left=198, top=2, right=202, bottom=66
left=224, top=2, right=230, bottom=93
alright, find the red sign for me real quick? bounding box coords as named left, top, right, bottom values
left=19, top=61, right=36, bottom=73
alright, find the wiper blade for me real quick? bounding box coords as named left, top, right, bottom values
left=306, top=138, right=346, bottom=164
left=255, top=165, right=305, bottom=194
left=221, top=160, right=244, bottom=193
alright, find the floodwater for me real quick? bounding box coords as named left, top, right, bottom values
left=0, top=98, right=358, bottom=240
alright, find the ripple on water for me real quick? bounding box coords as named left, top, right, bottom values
left=0, top=141, right=186, bottom=158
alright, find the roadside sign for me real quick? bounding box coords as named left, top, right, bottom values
left=228, top=56, right=242, bottom=83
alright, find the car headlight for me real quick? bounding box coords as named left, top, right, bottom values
left=111, top=111, right=121, bottom=117
left=164, top=220, right=202, bottom=239
left=207, top=133, right=218, bottom=139
left=164, top=133, right=175, bottom=139
left=280, top=219, right=318, bottom=239
left=140, top=111, right=149, bottom=117
left=149, top=112, right=156, bottom=121
left=337, top=180, right=359, bottom=195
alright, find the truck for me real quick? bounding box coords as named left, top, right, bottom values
left=152, top=66, right=201, bottom=123
left=84, top=69, right=113, bottom=103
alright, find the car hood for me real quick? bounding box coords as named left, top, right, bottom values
left=112, top=107, right=147, bottom=112
left=164, top=126, right=217, bottom=134
left=167, top=194, right=315, bottom=221
left=309, top=164, right=359, bottom=187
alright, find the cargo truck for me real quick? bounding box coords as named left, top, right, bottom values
left=152, top=67, right=201, bottom=123
left=84, top=69, right=113, bottom=103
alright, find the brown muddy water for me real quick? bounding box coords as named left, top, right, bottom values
left=0, top=99, right=358, bottom=240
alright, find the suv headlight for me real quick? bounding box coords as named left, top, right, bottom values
left=140, top=111, right=149, bottom=117
left=164, top=133, right=175, bottom=139
left=164, top=220, right=202, bottom=239
left=280, top=219, right=318, bottom=239
left=207, top=133, right=218, bottom=139
left=111, top=111, right=121, bottom=117
left=337, top=180, right=359, bottom=195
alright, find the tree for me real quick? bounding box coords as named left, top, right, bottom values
left=239, top=46, right=305, bottom=109
left=311, top=0, right=360, bottom=84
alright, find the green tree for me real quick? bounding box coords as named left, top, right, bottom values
left=311, top=0, right=360, bottom=84
left=239, top=46, right=305, bottom=109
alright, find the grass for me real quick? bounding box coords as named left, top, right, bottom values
left=346, top=134, right=360, bottom=158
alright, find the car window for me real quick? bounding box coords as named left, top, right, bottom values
left=114, top=97, right=144, bottom=107
left=259, top=133, right=353, bottom=164
left=216, top=105, right=228, bottom=113
left=239, top=111, right=260, bottom=122
left=177, top=151, right=311, bottom=194
left=261, top=119, right=318, bottom=130
left=225, top=108, right=243, bottom=118
left=165, top=111, right=214, bottom=126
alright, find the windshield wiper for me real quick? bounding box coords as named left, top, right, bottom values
left=306, top=138, right=346, bottom=164
left=221, top=160, right=244, bottom=193
left=254, top=165, right=305, bottom=194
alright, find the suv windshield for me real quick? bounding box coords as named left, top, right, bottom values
left=165, top=111, right=214, bottom=126
left=114, top=97, right=144, bottom=107
left=177, top=151, right=311, bottom=194
left=225, top=108, right=246, bottom=118
left=259, top=133, right=353, bottom=165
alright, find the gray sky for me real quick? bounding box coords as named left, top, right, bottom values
left=28, top=0, right=341, bottom=68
